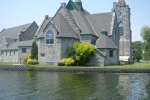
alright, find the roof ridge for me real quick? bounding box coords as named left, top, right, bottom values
left=4, top=23, right=31, bottom=30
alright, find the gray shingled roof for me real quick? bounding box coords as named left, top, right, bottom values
left=3, top=39, right=34, bottom=50
left=96, top=34, right=118, bottom=49
left=35, top=17, right=52, bottom=37
left=0, top=23, right=31, bottom=39
left=86, top=12, right=112, bottom=36
left=71, top=11, right=96, bottom=36
left=4, top=38, right=16, bottom=44
left=52, top=13, right=79, bottom=39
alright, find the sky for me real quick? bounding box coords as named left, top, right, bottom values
left=0, top=0, right=150, bottom=42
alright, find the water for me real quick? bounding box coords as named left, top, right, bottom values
left=0, top=71, right=150, bottom=100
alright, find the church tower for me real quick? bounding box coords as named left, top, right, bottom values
left=112, top=0, right=132, bottom=63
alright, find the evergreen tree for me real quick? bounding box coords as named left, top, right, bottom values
left=31, top=41, right=38, bottom=60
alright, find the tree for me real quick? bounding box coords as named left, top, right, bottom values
left=141, top=26, right=150, bottom=62
left=31, top=41, right=38, bottom=60
left=134, top=49, right=142, bottom=62
left=73, top=42, right=95, bottom=65
left=141, top=26, right=150, bottom=43
left=132, top=41, right=143, bottom=50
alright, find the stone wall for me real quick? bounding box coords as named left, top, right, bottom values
left=104, top=49, right=119, bottom=65
left=18, top=47, right=32, bottom=63
left=113, top=3, right=132, bottom=62
left=86, top=50, right=105, bottom=66
left=2, top=50, right=18, bottom=62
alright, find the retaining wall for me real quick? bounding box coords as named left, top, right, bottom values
left=0, top=65, right=150, bottom=73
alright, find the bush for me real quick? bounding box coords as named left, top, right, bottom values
left=27, top=59, right=39, bottom=65
left=73, top=42, right=95, bottom=65
left=61, top=58, right=75, bottom=66
left=24, top=53, right=32, bottom=64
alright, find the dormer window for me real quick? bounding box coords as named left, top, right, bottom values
left=46, top=30, right=54, bottom=44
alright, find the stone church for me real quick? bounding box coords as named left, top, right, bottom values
left=35, top=0, right=132, bottom=66
left=0, top=0, right=132, bottom=66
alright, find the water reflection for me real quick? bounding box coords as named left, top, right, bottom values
left=0, top=71, right=150, bottom=100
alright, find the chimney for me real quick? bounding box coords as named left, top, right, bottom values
left=61, top=3, right=66, bottom=7
left=45, top=15, right=49, bottom=19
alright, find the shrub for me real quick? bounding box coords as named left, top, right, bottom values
left=73, top=42, right=95, bottom=65
left=61, top=58, right=75, bottom=66
left=27, top=59, right=39, bottom=65
left=24, top=53, right=32, bottom=64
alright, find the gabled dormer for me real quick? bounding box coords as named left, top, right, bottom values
left=66, top=0, right=83, bottom=12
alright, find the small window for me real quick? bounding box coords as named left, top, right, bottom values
left=10, top=51, right=11, bottom=56
left=118, top=22, right=124, bottom=35
left=120, top=12, right=122, bottom=16
left=6, top=51, right=7, bottom=56
left=41, top=53, right=45, bottom=57
left=109, top=50, right=113, bottom=57
left=22, top=48, right=27, bottom=53
left=46, top=30, right=54, bottom=45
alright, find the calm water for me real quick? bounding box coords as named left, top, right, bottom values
left=0, top=71, right=150, bottom=100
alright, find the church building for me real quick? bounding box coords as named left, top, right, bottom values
left=35, top=0, right=132, bottom=66
left=0, top=0, right=132, bottom=66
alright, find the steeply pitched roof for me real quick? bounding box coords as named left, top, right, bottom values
left=3, top=39, right=34, bottom=50
left=4, top=38, right=16, bottom=44
left=0, top=23, right=31, bottom=39
left=52, top=13, right=79, bottom=39
left=118, top=0, right=126, bottom=7
left=35, top=17, right=52, bottom=37
left=86, top=12, right=112, bottom=36
left=96, top=34, right=118, bottom=49
left=71, top=11, right=96, bottom=36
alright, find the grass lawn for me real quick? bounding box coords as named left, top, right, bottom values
left=0, top=62, right=150, bottom=69
left=33, top=62, right=150, bottom=69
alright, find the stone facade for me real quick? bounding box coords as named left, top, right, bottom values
left=36, top=0, right=120, bottom=66
left=37, top=23, right=79, bottom=65
left=2, top=50, right=18, bottom=62
left=0, top=22, right=38, bottom=63
left=2, top=46, right=32, bottom=63
left=112, top=1, right=132, bottom=62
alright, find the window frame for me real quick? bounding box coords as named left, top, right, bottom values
left=22, top=48, right=27, bottom=53
left=109, top=50, right=113, bottom=57
left=46, top=30, right=54, bottom=45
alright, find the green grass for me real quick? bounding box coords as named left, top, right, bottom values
left=0, top=62, right=16, bottom=65
left=32, top=62, right=150, bottom=69
left=0, top=62, right=150, bottom=69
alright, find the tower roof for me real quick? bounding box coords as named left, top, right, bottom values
left=118, top=0, right=126, bottom=7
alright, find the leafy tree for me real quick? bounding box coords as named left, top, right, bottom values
left=141, top=26, right=150, bottom=62
left=134, top=49, right=142, bottom=62
left=31, top=41, right=38, bottom=60
left=141, top=26, right=150, bottom=43
left=73, top=42, right=95, bottom=65
left=132, top=41, right=143, bottom=50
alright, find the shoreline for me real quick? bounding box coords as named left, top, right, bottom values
left=0, top=65, right=150, bottom=73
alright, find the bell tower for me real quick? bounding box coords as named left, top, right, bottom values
left=112, top=0, right=132, bottom=63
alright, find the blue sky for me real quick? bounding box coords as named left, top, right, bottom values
left=0, top=0, right=149, bottom=41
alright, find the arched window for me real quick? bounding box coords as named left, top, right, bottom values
left=46, top=30, right=54, bottom=44
left=118, top=22, right=124, bottom=35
